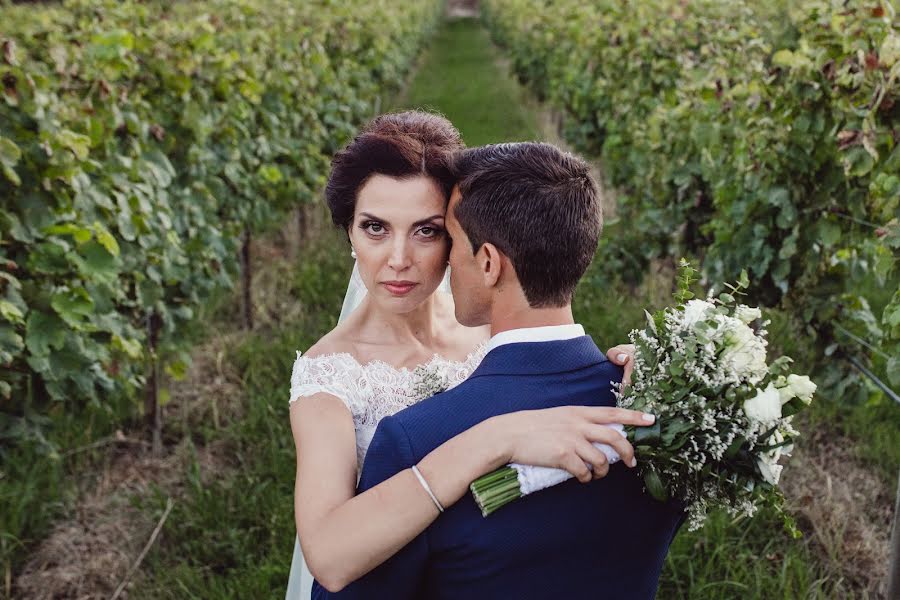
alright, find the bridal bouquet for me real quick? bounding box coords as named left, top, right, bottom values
left=470, top=260, right=816, bottom=531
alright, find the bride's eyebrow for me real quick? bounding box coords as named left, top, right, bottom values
left=358, top=212, right=383, bottom=221
left=357, top=212, right=444, bottom=227
left=412, top=215, right=445, bottom=227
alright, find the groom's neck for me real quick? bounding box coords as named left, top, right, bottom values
left=489, top=302, right=575, bottom=337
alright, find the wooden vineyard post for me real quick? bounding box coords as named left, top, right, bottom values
left=240, top=225, right=253, bottom=330
left=145, top=312, right=162, bottom=456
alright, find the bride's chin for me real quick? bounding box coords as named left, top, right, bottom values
left=373, top=289, right=440, bottom=314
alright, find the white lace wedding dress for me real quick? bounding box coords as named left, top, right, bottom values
left=285, top=348, right=487, bottom=598
left=284, top=262, right=487, bottom=599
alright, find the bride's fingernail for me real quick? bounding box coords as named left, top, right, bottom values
left=642, top=413, right=656, bottom=423
left=616, top=353, right=629, bottom=363
left=630, top=457, right=637, bottom=467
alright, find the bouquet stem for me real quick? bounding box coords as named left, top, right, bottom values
left=470, top=467, right=521, bottom=516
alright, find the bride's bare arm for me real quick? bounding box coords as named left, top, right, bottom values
left=291, top=392, right=653, bottom=592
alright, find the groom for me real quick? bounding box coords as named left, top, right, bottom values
left=320, top=143, right=683, bottom=599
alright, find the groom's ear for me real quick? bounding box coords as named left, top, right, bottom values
left=477, top=242, right=504, bottom=288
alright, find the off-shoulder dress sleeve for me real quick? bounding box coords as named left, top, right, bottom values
left=289, top=351, right=368, bottom=416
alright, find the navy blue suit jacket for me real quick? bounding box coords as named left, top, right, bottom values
left=314, top=336, right=683, bottom=600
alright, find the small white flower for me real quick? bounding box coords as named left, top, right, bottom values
left=681, top=299, right=716, bottom=328
left=786, top=374, right=816, bottom=404
left=743, top=383, right=782, bottom=423
left=734, top=305, right=762, bottom=324
left=411, top=366, right=449, bottom=401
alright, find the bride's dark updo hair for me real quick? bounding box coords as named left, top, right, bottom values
left=325, top=111, right=464, bottom=230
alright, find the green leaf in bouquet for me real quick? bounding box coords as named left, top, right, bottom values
left=633, top=420, right=661, bottom=446
left=725, top=435, right=746, bottom=459
left=673, top=258, right=697, bottom=304
left=781, top=397, right=807, bottom=418
left=768, top=356, right=793, bottom=376
left=643, top=469, right=668, bottom=502
left=644, top=309, right=657, bottom=335
left=661, top=418, right=692, bottom=447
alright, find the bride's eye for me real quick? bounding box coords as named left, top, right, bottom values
left=360, top=221, right=386, bottom=236
left=417, top=225, right=443, bottom=239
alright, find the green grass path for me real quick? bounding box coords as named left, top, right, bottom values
left=394, top=18, right=541, bottom=146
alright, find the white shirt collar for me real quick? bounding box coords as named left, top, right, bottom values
left=484, top=324, right=586, bottom=355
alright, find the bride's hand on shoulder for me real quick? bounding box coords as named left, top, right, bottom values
left=488, top=405, right=655, bottom=484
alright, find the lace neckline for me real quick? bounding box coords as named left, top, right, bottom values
left=300, top=341, right=488, bottom=373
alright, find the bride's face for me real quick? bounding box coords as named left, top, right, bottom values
left=348, top=174, right=450, bottom=314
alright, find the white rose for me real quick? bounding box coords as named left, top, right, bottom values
left=681, top=299, right=716, bottom=328
left=720, top=319, right=768, bottom=382
left=734, top=305, right=762, bottom=325
left=786, top=374, right=816, bottom=404
left=773, top=376, right=794, bottom=404
left=743, top=383, right=782, bottom=423
left=757, top=456, right=783, bottom=485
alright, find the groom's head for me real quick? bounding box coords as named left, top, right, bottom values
left=446, top=142, right=602, bottom=326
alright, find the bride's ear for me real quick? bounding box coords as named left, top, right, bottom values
left=478, top=243, right=504, bottom=288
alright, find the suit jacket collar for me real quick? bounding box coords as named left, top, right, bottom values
left=468, top=336, right=608, bottom=379
left=485, top=324, right=586, bottom=354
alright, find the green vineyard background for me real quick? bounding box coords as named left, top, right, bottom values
left=482, top=0, right=898, bottom=400
left=1, top=0, right=442, bottom=420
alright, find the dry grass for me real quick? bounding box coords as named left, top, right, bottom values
left=14, top=396, right=241, bottom=599
left=781, top=420, right=894, bottom=597
left=8, top=218, right=305, bottom=599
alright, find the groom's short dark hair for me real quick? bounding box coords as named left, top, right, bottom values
left=451, top=143, right=602, bottom=308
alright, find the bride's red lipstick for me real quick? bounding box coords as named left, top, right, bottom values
left=381, top=280, right=418, bottom=296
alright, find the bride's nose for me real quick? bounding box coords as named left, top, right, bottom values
left=387, top=237, right=413, bottom=272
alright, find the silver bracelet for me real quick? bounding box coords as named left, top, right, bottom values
left=411, top=465, right=444, bottom=513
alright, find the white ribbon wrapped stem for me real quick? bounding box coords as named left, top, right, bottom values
left=510, top=423, right=625, bottom=495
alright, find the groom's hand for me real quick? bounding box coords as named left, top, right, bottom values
left=607, top=344, right=636, bottom=386
left=500, top=406, right=655, bottom=483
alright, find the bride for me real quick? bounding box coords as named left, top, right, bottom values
left=286, top=111, right=650, bottom=598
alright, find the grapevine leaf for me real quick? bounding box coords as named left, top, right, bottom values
left=0, top=325, right=24, bottom=364
left=57, top=130, right=91, bottom=161
left=50, top=288, right=94, bottom=327
left=92, top=221, right=120, bottom=257
left=0, top=300, right=24, bottom=325
left=25, top=311, right=66, bottom=356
